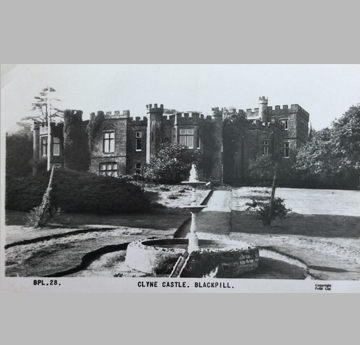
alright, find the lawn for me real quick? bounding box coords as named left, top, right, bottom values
left=229, top=187, right=360, bottom=280
left=231, top=212, right=360, bottom=238
left=231, top=186, right=360, bottom=238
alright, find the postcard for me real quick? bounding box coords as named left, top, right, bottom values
left=1, top=64, right=359, bottom=293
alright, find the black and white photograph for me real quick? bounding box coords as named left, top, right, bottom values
left=1, top=64, right=359, bottom=292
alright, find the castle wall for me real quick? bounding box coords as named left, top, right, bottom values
left=89, top=113, right=128, bottom=176
left=161, top=115, right=174, bottom=144
left=223, top=124, right=246, bottom=183
left=32, top=98, right=310, bottom=184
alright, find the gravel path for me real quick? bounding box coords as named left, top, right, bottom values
left=192, top=190, right=232, bottom=237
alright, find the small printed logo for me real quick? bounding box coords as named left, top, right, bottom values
left=315, top=284, right=331, bottom=291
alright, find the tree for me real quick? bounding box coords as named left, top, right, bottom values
left=248, top=154, right=275, bottom=183
left=24, top=87, right=64, bottom=171
left=6, top=125, right=33, bottom=178
left=22, top=87, right=63, bottom=125
left=143, top=143, right=198, bottom=184
left=295, top=105, right=360, bottom=189
left=247, top=153, right=299, bottom=187
left=308, top=123, right=316, bottom=140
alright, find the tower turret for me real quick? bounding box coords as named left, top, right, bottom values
left=146, top=103, right=164, bottom=163
left=259, top=96, right=268, bottom=122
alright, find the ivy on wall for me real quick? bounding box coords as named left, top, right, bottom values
left=198, top=120, right=218, bottom=179
left=222, top=113, right=248, bottom=182
left=63, top=110, right=90, bottom=171
left=87, top=111, right=105, bottom=151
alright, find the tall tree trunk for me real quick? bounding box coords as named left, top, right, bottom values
left=267, top=163, right=277, bottom=226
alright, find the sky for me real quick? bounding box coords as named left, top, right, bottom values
left=1, top=64, right=359, bottom=134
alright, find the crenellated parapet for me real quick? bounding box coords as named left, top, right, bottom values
left=246, top=108, right=259, bottom=118
left=146, top=103, right=164, bottom=113
left=259, top=96, right=268, bottom=103
left=128, top=116, right=148, bottom=125
left=90, top=110, right=131, bottom=120
left=245, top=103, right=309, bottom=121
left=174, top=112, right=205, bottom=125
left=268, top=104, right=309, bottom=119
left=39, top=121, right=64, bottom=135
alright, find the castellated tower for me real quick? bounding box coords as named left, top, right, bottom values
left=146, top=103, right=164, bottom=163
left=63, top=110, right=89, bottom=172
left=258, top=96, right=268, bottom=122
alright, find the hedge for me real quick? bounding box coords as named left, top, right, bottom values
left=6, top=168, right=150, bottom=214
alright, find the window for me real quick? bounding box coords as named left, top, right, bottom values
left=179, top=128, right=194, bottom=148
left=135, top=162, right=142, bottom=174
left=40, top=137, right=48, bottom=157
left=99, top=162, right=118, bottom=176
left=283, top=142, right=290, bottom=158
left=282, top=119, right=289, bottom=130
left=53, top=137, right=60, bottom=156
left=103, top=131, right=115, bottom=153
left=136, top=131, right=142, bottom=151
left=263, top=140, right=269, bottom=155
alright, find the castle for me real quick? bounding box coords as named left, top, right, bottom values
left=32, top=97, right=310, bottom=183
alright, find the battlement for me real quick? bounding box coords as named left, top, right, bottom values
left=246, top=108, right=259, bottom=118
left=105, top=110, right=131, bottom=119
left=173, top=112, right=206, bottom=125
left=90, top=110, right=131, bottom=121
left=175, top=112, right=203, bottom=120
left=245, top=103, right=309, bottom=120
left=38, top=122, right=63, bottom=135
left=259, top=96, right=268, bottom=103
left=162, top=114, right=176, bottom=121
left=128, top=116, right=148, bottom=123
left=268, top=104, right=309, bottom=119
left=146, top=103, right=164, bottom=112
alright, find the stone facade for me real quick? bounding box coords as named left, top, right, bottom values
left=33, top=97, right=310, bottom=183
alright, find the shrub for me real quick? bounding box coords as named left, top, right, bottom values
left=246, top=197, right=291, bottom=226
left=143, top=143, right=198, bottom=184
left=6, top=168, right=150, bottom=214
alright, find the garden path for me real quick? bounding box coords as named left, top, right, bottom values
left=188, top=190, right=232, bottom=238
